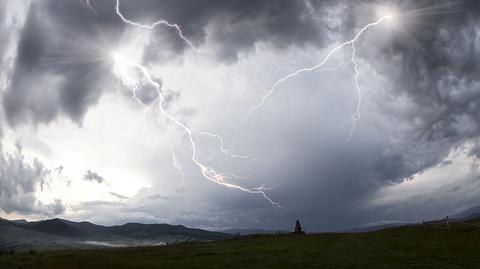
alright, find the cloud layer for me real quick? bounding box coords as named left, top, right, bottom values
left=1, top=0, right=480, bottom=231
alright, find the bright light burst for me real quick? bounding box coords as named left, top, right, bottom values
left=376, top=5, right=401, bottom=29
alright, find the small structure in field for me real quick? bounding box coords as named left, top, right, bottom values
left=292, top=220, right=305, bottom=234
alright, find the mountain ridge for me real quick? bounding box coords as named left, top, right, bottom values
left=0, top=217, right=231, bottom=251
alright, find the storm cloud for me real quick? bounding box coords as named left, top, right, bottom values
left=4, top=0, right=123, bottom=126
left=2, top=0, right=480, bottom=231
left=121, top=0, right=350, bottom=63
left=379, top=0, right=480, bottom=144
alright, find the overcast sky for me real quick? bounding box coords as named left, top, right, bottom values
left=1, top=0, right=480, bottom=232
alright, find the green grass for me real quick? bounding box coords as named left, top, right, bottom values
left=2, top=222, right=480, bottom=269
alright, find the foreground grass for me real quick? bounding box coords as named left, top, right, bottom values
left=1, top=223, right=480, bottom=269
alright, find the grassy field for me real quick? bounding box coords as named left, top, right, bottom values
left=1, top=221, right=480, bottom=269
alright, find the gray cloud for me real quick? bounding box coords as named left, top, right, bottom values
left=376, top=0, right=480, bottom=143
left=109, top=192, right=128, bottom=200
left=4, top=0, right=123, bottom=126
left=0, top=2, right=9, bottom=66
left=124, top=0, right=354, bottom=63
left=84, top=170, right=105, bottom=184
left=47, top=198, right=66, bottom=216
left=1, top=0, right=366, bottom=128
left=0, top=140, right=64, bottom=216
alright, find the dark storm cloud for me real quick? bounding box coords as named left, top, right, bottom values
left=121, top=0, right=353, bottom=63
left=5, top=0, right=355, bottom=126
left=5, top=0, right=124, bottom=126
left=381, top=0, right=480, bottom=143
left=12, top=0, right=475, bottom=133
left=84, top=170, right=105, bottom=184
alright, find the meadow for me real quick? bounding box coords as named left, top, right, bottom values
left=1, top=221, right=480, bottom=269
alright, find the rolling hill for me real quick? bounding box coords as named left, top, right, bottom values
left=0, top=218, right=231, bottom=251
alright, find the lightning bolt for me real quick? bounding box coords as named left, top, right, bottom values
left=115, top=0, right=196, bottom=51
left=196, top=131, right=256, bottom=160
left=79, top=0, right=97, bottom=14
left=112, top=1, right=390, bottom=208
left=113, top=54, right=282, bottom=208
left=113, top=2, right=282, bottom=208
left=167, top=124, right=185, bottom=182
left=241, top=15, right=392, bottom=140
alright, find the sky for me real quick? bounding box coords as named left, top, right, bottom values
left=1, top=0, right=480, bottom=232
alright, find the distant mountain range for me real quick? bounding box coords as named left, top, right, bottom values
left=0, top=218, right=231, bottom=251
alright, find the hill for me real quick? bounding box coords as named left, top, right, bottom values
left=0, top=218, right=230, bottom=251
left=1, top=218, right=480, bottom=268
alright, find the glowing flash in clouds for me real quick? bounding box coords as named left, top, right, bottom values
left=241, top=15, right=393, bottom=139
left=112, top=3, right=282, bottom=208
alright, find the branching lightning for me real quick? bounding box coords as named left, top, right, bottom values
left=111, top=1, right=395, bottom=208
left=113, top=1, right=282, bottom=208
left=167, top=124, right=185, bottom=182
left=115, top=0, right=196, bottom=51
left=196, top=131, right=256, bottom=160
left=240, top=15, right=393, bottom=140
